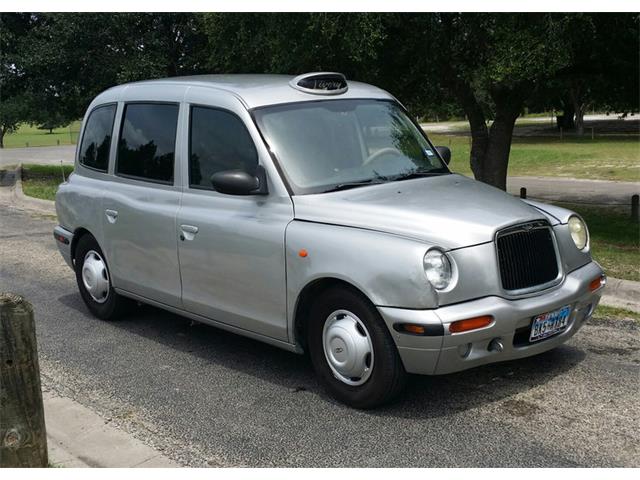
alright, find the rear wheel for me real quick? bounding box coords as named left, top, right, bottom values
left=307, top=286, right=407, bottom=408
left=74, top=234, right=130, bottom=320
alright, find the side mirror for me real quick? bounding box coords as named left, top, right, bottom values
left=435, top=146, right=451, bottom=165
left=210, top=166, right=268, bottom=195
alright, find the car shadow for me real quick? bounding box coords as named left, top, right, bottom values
left=57, top=293, right=586, bottom=418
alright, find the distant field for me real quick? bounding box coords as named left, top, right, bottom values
left=428, top=134, right=640, bottom=182
left=4, top=121, right=81, bottom=148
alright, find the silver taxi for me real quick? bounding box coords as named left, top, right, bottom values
left=54, top=73, right=606, bottom=408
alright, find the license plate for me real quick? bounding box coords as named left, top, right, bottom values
left=529, top=305, right=572, bottom=342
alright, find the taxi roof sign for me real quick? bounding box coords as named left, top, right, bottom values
left=290, top=72, right=348, bottom=95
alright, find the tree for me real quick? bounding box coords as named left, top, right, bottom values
left=556, top=13, right=639, bottom=135
left=402, top=13, right=572, bottom=190
left=0, top=14, right=34, bottom=148
left=202, top=13, right=385, bottom=79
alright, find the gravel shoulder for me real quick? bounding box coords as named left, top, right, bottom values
left=1, top=204, right=638, bottom=467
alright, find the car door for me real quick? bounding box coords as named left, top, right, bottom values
left=102, top=100, right=183, bottom=308
left=177, top=99, right=293, bottom=341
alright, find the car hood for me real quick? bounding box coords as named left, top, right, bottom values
left=292, top=174, right=552, bottom=249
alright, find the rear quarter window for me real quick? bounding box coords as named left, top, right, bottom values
left=79, top=104, right=116, bottom=171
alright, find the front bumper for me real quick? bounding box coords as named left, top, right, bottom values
left=378, top=261, right=605, bottom=375
left=53, top=225, right=74, bottom=268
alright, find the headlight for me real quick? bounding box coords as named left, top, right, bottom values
left=423, top=249, right=452, bottom=290
left=568, top=215, right=588, bottom=250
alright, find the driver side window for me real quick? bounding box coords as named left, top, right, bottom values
left=188, top=106, right=258, bottom=190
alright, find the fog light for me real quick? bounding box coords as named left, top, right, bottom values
left=449, top=315, right=493, bottom=333
left=488, top=338, right=504, bottom=352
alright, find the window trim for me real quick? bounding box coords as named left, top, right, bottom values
left=78, top=102, right=118, bottom=173
left=187, top=103, right=260, bottom=192
left=114, top=101, right=180, bottom=186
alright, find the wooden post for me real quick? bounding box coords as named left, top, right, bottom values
left=520, top=187, right=527, bottom=199
left=591, top=127, right=595, bottom=140
left=0, top=293, right=48, bottom=467
left=632, top=194, right=639, bottom=223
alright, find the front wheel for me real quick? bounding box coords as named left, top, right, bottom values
left=307, top=286, right=407, bottom=409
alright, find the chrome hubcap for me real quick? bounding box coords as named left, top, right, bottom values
left=81, top=250, right=109, bottom=303
left=322, top=310, right=374, bottom=386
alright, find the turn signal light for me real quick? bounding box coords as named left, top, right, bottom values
left=589, top=274, right=606, bottom=292
left=402, top=324, right=426, bottom=335
left=449, top=315, right=493, bottom=334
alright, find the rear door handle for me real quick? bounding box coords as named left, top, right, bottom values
left=180, top=225, right=199, bottom=234
left=180, top=224, right=199, bottom=241
left=105, top=209, right=118, bottom=223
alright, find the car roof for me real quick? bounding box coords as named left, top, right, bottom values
left=92, top=74, right=397, bottom=110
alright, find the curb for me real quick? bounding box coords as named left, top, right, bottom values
left=44, top=391, right=179, bottom=468
left=0, top=163, right=57, bottom=216
left=600, top=277, right=640, bottom=312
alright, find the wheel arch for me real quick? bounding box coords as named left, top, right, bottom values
left=293, top=277, right=374, bottom=352
left=70, top=227, right=94, bottom=265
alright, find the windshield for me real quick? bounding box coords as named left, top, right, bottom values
left=253, top=99, right=449, bottom=194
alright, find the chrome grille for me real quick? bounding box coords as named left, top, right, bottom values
left=496, top=221, right=559, bottom=292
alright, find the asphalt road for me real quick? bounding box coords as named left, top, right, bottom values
left=1, top=205, right=639, bottom=467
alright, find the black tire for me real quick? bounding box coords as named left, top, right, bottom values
left=74, top=234, right=131, bottom=320
left=307, top=286, right=407, bottom=409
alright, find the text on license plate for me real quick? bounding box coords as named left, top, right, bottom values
left=529, top=305, right=572, bottom=342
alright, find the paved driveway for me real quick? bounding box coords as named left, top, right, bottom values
left=0, top=145, right=76, bottom=167
left=507, top=176, right=639, bottom=205
left=1, top=203, right=638, bottom=467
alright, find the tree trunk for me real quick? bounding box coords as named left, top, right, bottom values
left=0, top=293, right=48, bottom=468
left=573, top=100, right=588, bottom=136
left=0, top=128, right=5, bottom=149
left=482, top=111, right=519, bottom=190
left=569, top=82, right=587, bottom=136
left=452, top=82, right=489, bottom=180
left=455, top=82, right=523, bottom=191
left=559, top=101, right=575, bottom=130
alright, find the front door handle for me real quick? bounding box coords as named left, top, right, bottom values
left=105, top=209, right=118, bottom=223
left=180, top=224, right=199, bottom=241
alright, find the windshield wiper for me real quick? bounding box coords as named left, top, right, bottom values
left=392, top=168, right=449, bottom=182
left=322, top=178, right=385, bottom=193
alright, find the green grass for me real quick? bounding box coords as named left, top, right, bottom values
left=21, top=164, right=73, bottom=201
left=593, top=304, right=640, bottom=323
left=429, top=134, right=640, bottom=182
left=553, top=203, right=639, bottom=282
left=4, top=121, right=81, bottom=148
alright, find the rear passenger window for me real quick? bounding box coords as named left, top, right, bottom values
left=189, top=106, right=258, bottom=189
left=79, top=104, right=116, bottom=171
left=116, top=103, right=179, bottom=184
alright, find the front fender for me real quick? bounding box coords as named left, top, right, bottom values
left=285, top=220, right=438, bottom=335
